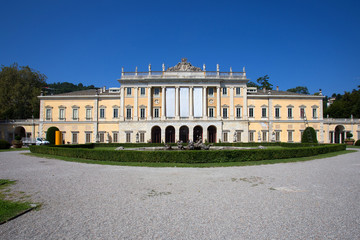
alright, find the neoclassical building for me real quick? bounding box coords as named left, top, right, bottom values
left=1, top=59, right=359, bottom=144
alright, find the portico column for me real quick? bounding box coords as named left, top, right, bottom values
left=161, top=86, right=166, bottom=120
left=175, top=86, right=180, bottom=120
left=134, top=87, right=138, bottom=121
left=203, top=87, right=207, bottom=119
left=243, top=86, right=248, bottom=119
left=120, top=87, right=125, bottom=121
left=147, top=87, right=152, bottom=120
left=230, top=86, right=234, bottom=119
left=189, top=87, right=193, bottom=119
left=217, top=86, right=221, bottom=118
left=332, top=131, right=335, bottom=143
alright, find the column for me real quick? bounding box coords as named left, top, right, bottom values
left=217, top=86, right=221, bottom=118
left=332, top=131, right=335, bottom=144
left=203, top=87, right=207, bottom=119
left=243, top=86, right=248, bottom=119
left=94, top=98, right=98, bottom=142
left=161, top=86, right=166, bottom=120
left=230, top=86, right=234, bottom=119
left=120, top=87, right=125, bottom=121
left=134, top=87, right=138, bottom=121
left=189, top=87, right=193, bottom=119
left=175, top=86, right=180, bottom=120
left=147, top=87, right=152, bottom=120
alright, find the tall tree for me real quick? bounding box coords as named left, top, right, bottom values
left=287, top=86, right=309, bottom=94
left=0, top=63, right=47, bottom=119
left=325, top=86, right=360, bottom=118
left=256, top=75, right=273, bottom=90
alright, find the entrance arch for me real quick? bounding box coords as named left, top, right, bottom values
left=193, top=126, right=203, bottom=141
left=335, top=125, right=345, bottom=143
left=207, top=125, right=217, bottom=143
left=179, top=126, right=189, bottom=143
left=14, top=126, right=26, bottom=139
left=151, top=126, right=161, bottom=143
left=165, top=126, right=175, bottom=143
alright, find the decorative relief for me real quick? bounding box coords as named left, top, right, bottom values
left=209, top=99, right=214, bottom=104
left=166, top=58, right=202, bottom=72
left=154, top=99, right=159, bottom=104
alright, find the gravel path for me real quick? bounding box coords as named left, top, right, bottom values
left=0, top=150, right=359, bottom=239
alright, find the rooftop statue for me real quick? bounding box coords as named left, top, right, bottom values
left=166, top=58, right=202, bottom=72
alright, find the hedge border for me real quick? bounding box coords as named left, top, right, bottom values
left=29, top=144, right=346, bottom=164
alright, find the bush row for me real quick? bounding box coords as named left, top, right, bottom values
left=29, top=144, right=346, bottom=164
left=0, top=140, right=11, bottom=149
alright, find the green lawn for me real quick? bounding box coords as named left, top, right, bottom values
left=0, top=179, right=35, bottom=224
left=25, top=149, right=356, bottom=168
left=346, top=145, right=360, bottom=149
left=0, top=148, right=29, bottom=152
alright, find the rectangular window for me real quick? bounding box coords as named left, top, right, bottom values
left=223, top=108, right=228, bottom=118
left=140, top=108, right=145, bottom=119
left=249, top=132, right=254, bottom=142
left=140, top=133, right=145, bottom=143
left=262, top=108, right=267, bottom=118
left=72, top=133, right=78, bottom=144
left=126, top=133, right=131, bottom=143
left=249, top=108, right=254, bottom=118
left=312, top=108, right=317, bottom=119
left=288, top=131, right=293, bottom=142
left=46, top=109, right=52, bottom=120
left=86, top=108, right=92, bottom=120
left=73, top=109, right=78, bottom=120
left=275, top=132, right=280, bottom=142
left=140, top=87, right=145, bottom=96
left=85, top=133, right=91, bottom=143
left=154, top=88, right=160, bottom=96
left=223, top=132, right=228, bottom=142
left=127, top=87, right=132, bottom=96
left=275, top=108, right=280, bottom=118
left=99, top=133, right=104, bottom=143
left=126, top=108, right=132, bottom=119
left=113, top=108, right=118, bottom=118
left=208, top=88, right=214, bottom=96
left=262, top=131, right=267, bottom=142
left=154, top=108, right=159, bottom=118
left=59, top=109, right=65, bottom=120
left=300, top=108, right=305, bottom=118
left=288, top=108, right=293, bottom=118
left=209, top=108, right=214, bottom=118
left=236, top=87, right=241, bottom=95
left=222, top=87, right=227, bottom=95
left=113, top=133, right=118, bottom=143
left=236, top=107, right=241, bottom=118
left=100, top=109, right=105, bottom=119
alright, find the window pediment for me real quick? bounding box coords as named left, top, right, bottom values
left=274, top=104, right=282, bottom=108
left=125, top=105, right=133, bottom=108
left=112, top=105, right=120, bottom=108
left=235, top=104, right=242, bottom=107
left=85, top=105, right=93, bottom=108
left=58, top=105, right=66, bottom=109
left=299, top=105, right=306, bottom=108
left=287, top=105, right=294, bottom=108
left=311, top=105, right=319, bottom=108
left=261, top=104, right=268, bottom=108
left=72, top=105, right=79, bottom=109
left=45, top=105, right=53, bottom=109
left=99, top=105, right=107, bottom=108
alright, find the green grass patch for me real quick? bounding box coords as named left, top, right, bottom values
left=346, top=145, right=360, bottom=149
left=0, top=148, right=29, bottom=152
left=0, top=179, right=35, bottom=224
left=24, top=150, right=355, bottom=168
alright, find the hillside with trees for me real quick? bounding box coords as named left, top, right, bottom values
left=324, top=86, right=360, bottom=118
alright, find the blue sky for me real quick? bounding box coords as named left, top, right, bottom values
left=1, top=0, right=359, bottom=96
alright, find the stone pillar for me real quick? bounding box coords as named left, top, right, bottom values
left=243, top=86, right=248, bottom=119
left=217, top=86, right=221, bottom=118
left=175, top=86, right=180, bottom=120
left=94, top=98, right=98, bottom=143
left=147, top=87, right=152, bottom=120
left=134, top=87, right=138, bottom=121
left=203, top=86, right=207, bottom=119
left=189, top=87, right=193, bottom=119
left=161, top=86, right=166, bottom=120
left=230, top=86, right=234, bottom=119
left=120, top=87, right=125, bottom=121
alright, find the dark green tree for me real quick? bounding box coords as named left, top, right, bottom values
left=46, top=126, right=59, bottom=145
left=256, top=75, right=273, bottom=90
left=45, top=82, right=96, bottom=95
left=247, top=81, right=259, bottom=88
left=287, top=86, right=309, bottom=94
left=325, top=86, right=360, bottom=118
left=301, top=127, right=318, bottom=143
left=0, top=63, right=47, bottom=119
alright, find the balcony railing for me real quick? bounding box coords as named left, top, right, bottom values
left=121, top=71, right=246, bottom=79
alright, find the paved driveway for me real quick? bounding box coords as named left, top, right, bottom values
left=0, top=150, right=359, bottom=239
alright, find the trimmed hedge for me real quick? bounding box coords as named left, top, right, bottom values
left=29, top=144, right=346, bottom=164
left=301, top=127, right=318, bottom=144
left=355, top=139, right=360, bottom=146
left=0, top=140, right=11, bottom=149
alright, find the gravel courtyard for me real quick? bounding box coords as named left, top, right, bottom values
left=0, top=150, right=359, bottom=240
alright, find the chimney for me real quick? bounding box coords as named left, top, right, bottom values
left=319, top=89, right=322, bottom=96
left=276, top=86, right=279, bottom=91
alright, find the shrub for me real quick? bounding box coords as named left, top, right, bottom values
left=46, top=126, right=59, bottom=145
left=14, top=135, right=22, bottom=141
left=301, top=127, right=318, bottom=144
left=29, top=144, right=345, bottom=164
left=0, top=140, right=11, bottom=149
left=355, top=139, right=360, bottom=146
left=346, top=132, right=353, bottom=139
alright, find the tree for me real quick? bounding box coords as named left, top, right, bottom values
left=287, top=86, right=309, bottom=95
left=301, top=127, right=318, bottom=143
left=256, top=75, right=273, bottom=90
left=0, top=63, right=47, bottom=119
left=325, top=86, right=360, bottom=118
left=247, top=81, right=259, bottom=88
left=45, top=82, right=96, bottom=94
